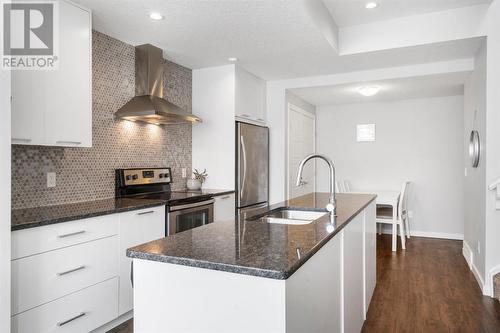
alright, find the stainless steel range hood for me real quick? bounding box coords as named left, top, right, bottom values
left=115, top=44, right=202, bottom=125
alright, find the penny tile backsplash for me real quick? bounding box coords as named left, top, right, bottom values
left=11, top=31, right=192, bottom=209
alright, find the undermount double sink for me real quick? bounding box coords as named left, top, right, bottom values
left=256, top=208, right=327, bottom=225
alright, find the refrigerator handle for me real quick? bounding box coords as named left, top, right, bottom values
left=240, top=136, right=247, bottom=198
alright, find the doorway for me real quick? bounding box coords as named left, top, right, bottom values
left=287, top=103, right=316, bottom=199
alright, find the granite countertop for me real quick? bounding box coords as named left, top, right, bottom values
left=11, top=198, right=168, bottom=231
left=127, top=192, right=376, bottom=280
left=11, top=189, right=235, bottom=231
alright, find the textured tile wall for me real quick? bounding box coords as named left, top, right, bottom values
left=11, top=31, right=192, bottom=209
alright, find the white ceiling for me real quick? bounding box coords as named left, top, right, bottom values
left=324, top=0, right=492, bottom=27
left=73, top=0, right=485, bottom=80
left=290, top=72, right=470, bottom=106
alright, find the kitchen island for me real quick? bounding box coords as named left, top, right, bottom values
left=127, top=192, right=376, bottom=333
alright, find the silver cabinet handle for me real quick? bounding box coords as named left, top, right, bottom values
left=257, top=118, right=265, bottom=121
left=12, top=137, right=32, bottom=143
left=220, top=195, right=231, bottom=200
left=58, top=230, right=86, bottom=238
left=57, top=312, right=86, bottom=326
left=240, top=136, right=247, bottom=197
left=57, top=265, right=86, bottom=276
left=56, top=140, right=82, bottom=145
left=137, top=210, right=155, bottom=215
left=130, top=261, right=134, bottom=288
left=240, top=114, right=250, bottom=118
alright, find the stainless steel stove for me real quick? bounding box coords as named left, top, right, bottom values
left=116, top=168, right=214, bottom=236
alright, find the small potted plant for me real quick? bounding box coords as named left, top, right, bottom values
left=187, top=169, right=208, bottom=191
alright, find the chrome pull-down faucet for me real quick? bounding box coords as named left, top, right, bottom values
left=296, top=154, right=336, bottom=216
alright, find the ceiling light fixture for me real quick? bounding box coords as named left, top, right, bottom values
left=357, top=86, right=381, bottom=97
left=149, top=12, right=164, bottom=21
left=365, top=2, right=378, bottom=9
left=228, top=57, right=239, bottom=62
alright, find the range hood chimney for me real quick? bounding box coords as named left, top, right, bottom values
left=115, top=44, right=202, bottom=125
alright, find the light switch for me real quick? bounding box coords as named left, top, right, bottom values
left=47, top=172, right=56, bottom=188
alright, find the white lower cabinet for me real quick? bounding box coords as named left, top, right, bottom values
left=12, top=236, right=118, bottom=315
left=118, top=206, right=165, bottom=315
left=11, top=277, right=118, bottom=333
left=11, top=205, right=165, bottom=333
left=343, top=213, right=365, bottom=333
left=364, top=202, right=377, bottom=316
left=214, top=193, right=235, bottom=221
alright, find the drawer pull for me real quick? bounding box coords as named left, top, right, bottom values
left=12, top=137, right=32, bottom=143
left=137, top=210, right=155, bottom=215
left=57, top=230, right=86, bottom=238
left=57, top=265, right=86, bottom=276
left=220, top=196, right=231, bottom=200
left=57, top=312, right=86, bottom=326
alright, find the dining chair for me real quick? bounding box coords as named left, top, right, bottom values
left=376, top=182, right=410, bottom=251
left=402, top=182, right=411, bottom=238
left=344, top=180, right=351, bottom=193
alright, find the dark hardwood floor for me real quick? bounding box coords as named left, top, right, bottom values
left=363, top=235, right=500, bottom=333
left=109, top=235, right=500, bottom=333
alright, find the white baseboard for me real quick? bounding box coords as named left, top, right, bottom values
left=410, top=230, right=464, bottom=240
left=462, top=240, right=489, bottom=296
left=462, top=241, right=473, bottom=269
left=379, top=227, right=463, bottom=240
left=486, top=264, right=500, bottom=299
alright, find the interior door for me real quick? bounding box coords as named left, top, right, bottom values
left=238, top=123, right=269, bottom=208
left=288, top=104, right=315, bottom=199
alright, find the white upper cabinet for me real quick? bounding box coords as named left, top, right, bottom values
left=235, top=66, right=266, bottom=124
left=11, top=0, right=92, bottom=147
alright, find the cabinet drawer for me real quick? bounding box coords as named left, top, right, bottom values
left=11, top=277, right=118, bottom=333
left=12, top=214, right=119, bottom=260
left=12, top=236, right=118, bottom=315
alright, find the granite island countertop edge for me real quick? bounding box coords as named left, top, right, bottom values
left=127, top=193, right=377, bottom=280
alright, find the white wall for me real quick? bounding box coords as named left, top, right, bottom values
left=192, top=65, right=236, bottom=189
left=0, top=69, right=11, bottom=331
left=316, top=96, right=464, bottom=238
left=463, top=41, right=487, bottom=284
left=483, top=0, right=500, bottom=295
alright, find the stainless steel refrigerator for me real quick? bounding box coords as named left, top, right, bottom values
left=236, top=122, right=269, bottom=216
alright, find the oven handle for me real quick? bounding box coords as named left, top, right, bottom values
left=169, top=199, right=215, bottom=212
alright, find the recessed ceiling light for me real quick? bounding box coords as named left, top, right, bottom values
left=149, top=12, right=164, bottom=21
left=357, top=86, right=381, bottom=97
left=365, top=2, right=378, bottom=9
left=228, top=57, right=239, bottom=62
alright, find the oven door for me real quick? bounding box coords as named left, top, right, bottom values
left=167, top=199, right=214, bottom=236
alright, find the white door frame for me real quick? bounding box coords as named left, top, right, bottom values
left=286, top=103, right=316, bottom=200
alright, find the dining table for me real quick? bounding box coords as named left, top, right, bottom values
left=352, top=189, right=401, bottom=251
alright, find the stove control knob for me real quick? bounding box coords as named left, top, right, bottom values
left=159, top=174, right=164, bottom=178
left=132, top=174, right=138, bottom=180
left=126, top=175, right=132, bottom=181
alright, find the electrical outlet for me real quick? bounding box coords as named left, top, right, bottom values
left=477, top=241, right=481, bottom=254
left=47, top=172, right=56, bottom=188
left=408, top=211, right=414, bottom=218
left=181, top=168, right=187, bottom=178
left=464, top=168, right=468, bottom=177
